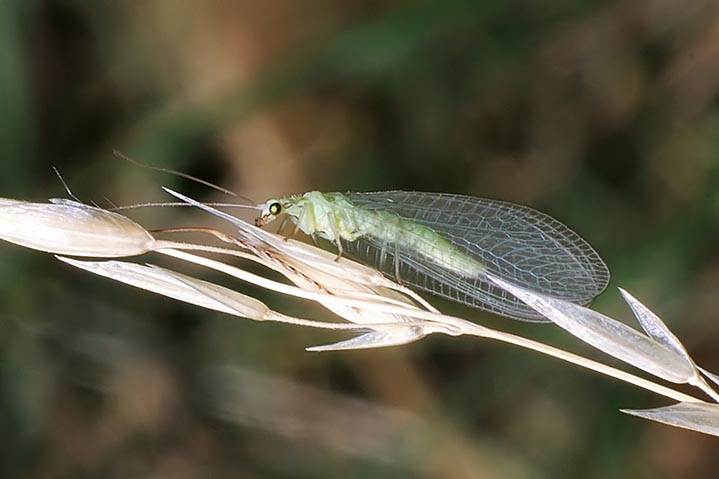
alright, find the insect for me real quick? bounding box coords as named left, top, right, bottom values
left=255, top=191, right=610, bottom=321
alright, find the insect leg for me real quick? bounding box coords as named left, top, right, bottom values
left=334, top=239, right=343, bottom=262
left=378, top=238, right=389, bottom=270
left=393, top=239, right=402, bottom=284
left=277, top=216, right=290, bottom=237
left=284, top=208, right=305, bottom=242
left=328, top=218, right=343, bottom=261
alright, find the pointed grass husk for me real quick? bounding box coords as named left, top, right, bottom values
left=622, top=403, right=719, bottom=437
left=0, top=198, right=156, bottom=257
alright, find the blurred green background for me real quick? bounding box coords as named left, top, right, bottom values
left=1, top=0, right=718, bottom=477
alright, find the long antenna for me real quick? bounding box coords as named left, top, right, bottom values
left=112, top=201, right=260, bottom=211
left=113, top=149, right=256, bottom=205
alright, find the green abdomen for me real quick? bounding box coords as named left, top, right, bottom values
left=349, top=208, right=485, bottom=278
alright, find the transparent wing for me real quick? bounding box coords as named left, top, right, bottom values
left=342, top=191, right=610, bottom=322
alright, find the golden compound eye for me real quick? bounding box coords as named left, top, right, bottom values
left=268, top=202, right=282, bottom=216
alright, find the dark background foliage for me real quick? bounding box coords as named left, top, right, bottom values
left=1, top=1, right=718, bottom=477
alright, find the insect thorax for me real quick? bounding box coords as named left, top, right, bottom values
left=285, top=191, right=363, bottom=242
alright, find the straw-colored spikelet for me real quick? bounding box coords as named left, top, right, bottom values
left=0, top=198, right=156, bottom=257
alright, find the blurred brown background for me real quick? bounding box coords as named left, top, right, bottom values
left=1, top=0, right=718, bottom=477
